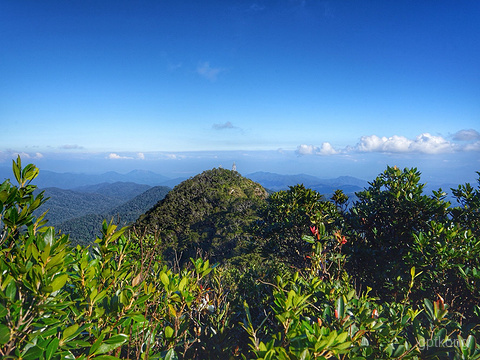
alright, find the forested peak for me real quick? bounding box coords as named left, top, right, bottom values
left=133, top=168, right=267, bottom=263
left=171, top=167, right=267, bottom=199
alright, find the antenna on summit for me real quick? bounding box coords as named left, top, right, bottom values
left=232, top=162, right=237, bottom=172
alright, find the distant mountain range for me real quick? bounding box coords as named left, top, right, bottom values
left=1, top=166, right=370, bottom=193
left=0, top=167, right=174, bottom=189
left=72, top=182, right=152, bottom=202
left=31, top=181, right=171, bottom=245
left=8, top=165, right=464, bottom=245
left=245, top=171, right=369, bottom=198
left=3, top=164, right=464, bottom=202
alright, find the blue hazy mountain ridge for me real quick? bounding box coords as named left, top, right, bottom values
left=2, top=165, right=462, bottom=199
left=1, top=166, right=371, bottom=193
left=21, top=169, right=171, bottom=189
left=73, top=182, right=152, bottom=203
left=246, top=171, right=370, bottom=193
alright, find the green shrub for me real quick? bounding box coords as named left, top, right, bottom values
left=1, top=158, right=479, bottom=359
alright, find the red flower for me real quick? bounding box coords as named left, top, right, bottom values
left=310, top=225, right=317, bottom=235
left=334, top=309, right=339, bottom=319
left=341, top=236, right=347, bottom=245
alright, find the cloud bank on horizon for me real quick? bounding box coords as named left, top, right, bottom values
left=1, top=129, right=479, bottom=185
left=296, top=130, right=480, bottom=156
left=2, top=129, right=479, bottom=162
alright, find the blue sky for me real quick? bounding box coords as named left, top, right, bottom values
left=1, top=1, right=479, bottom=184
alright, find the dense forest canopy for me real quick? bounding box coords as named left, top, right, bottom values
left=134, top=167, right=267, bottom=264
left=1, top=157, right=479, bottom=359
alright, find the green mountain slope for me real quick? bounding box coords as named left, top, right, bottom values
left=73, top=181, right=152, bottom=202
left=107, top=185, right=171, bottom=224
left=134, top=168, right=268, bottom=264
left=36, top=187, right=124, bottom=225
left=59, top=185, right=171, bottom=246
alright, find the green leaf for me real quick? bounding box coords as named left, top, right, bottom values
left=93, top=334, right=128, bottom=355
left=43, top=227, right=55, bottom=247
left=46, top=338, right=59, bottom=360
left=391, top=344, right=406, bottom=358
left=323, top=306, right=332, bottom=323
left=0, top=303, right=7, bottom=317
left=336, top=331, right=349, bottom=343
left=302, top=235, right=315, bottom=244
left=164, top=348, right=179, bottom=360
left=22, top=164, right=39, bottom=182
left=424, top=298, right=434, bottom=318
left=160, top=273, right=169, bottom=287
left=131, top=314, right=147, bottom=323
left=466, top=335, right=476, bottom=355
left=178, top=277, right=187, bottom=292
left=50, top=273, right=68, bottom=292
left=12, top=156, right=21, bottom=185
left=335, top=341, right=352, bottom=350
left=89, top=333, right=106, bottom=356
left=62, top=324, right=79, bottom=341
left=5, top=281, right=16, bottom=301
left=0, top=324, right=11, bottom=345
left=23, top=345, right=44, bottom=360
left=336, top=296, right=345, bottom=319
left=434, top=328, right=447, bottom=343
left=165, top=325, right=174, bottom=339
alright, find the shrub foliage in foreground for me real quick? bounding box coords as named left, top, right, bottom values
left=1, top=157, right=479, bottom=359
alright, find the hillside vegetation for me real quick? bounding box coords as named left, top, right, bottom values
left=73, top=182, right=152, bottom=202
left=135, top=168, right=267, bottom=264
left=59, top=185, right=171, bottom=246
left=34, top=187, right=125, bottom=225
left=1, top=157, right=480, bottom=359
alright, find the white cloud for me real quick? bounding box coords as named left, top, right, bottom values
left=164, top=153, right=187, bottom=160
left=453, top=129, right=480, bottom=141
left=168, top=62, right=182, bottom=71
left=296, top=144, right=318, bottom=155
left=249, top=3, right=266, bottom=11
left=213, top=121, right=235, bottom=130
left=296, top=132, right=469, bottom=157
left=107, top=153, right=133, bottom=160
left=12, top=152, right=44, bottom=159
left=319, top=142, right=338, bottom=155
left=356, top=133, right=453, bottom=154
left=60, top=144, right=84, bottom=150
left=137, top=152, right=145, bottom=160
left=409, top=133, right=453, bottom=154
left=296, top=143, right=339, bottom=156
left=356, top=135, right=410, bottom=153
left=197, top=61, right=225, bottom=81
left=464, top=141, right=480, bottom=151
